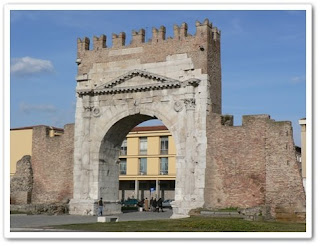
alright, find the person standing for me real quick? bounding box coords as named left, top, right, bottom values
left=144, top=197, right=149, bottom=211
left=157, top=197, right=164, bottom=212
left=149, top=197, right=154, bottom=210
left=98, top=197, right=103, bottom=216
left=152, top=198, right=157, bottom=212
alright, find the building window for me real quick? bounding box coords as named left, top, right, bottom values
left=120, top=139, right=127, bottom=156
left=160, top=157, right=168, bottom=175
left=139, top=158, right=147, bottom=175
left=119, top=159, right=127, bottom=175
left=160, top=136, right=169, bottom=155
left=139, top=137, right=147, bottom=155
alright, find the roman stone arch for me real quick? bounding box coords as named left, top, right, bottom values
left=69, top=67, right=210, bottom=218
left=69, top=19, right=221, bottom=218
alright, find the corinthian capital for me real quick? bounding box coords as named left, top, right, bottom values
left=184, top=98, right=196, bottom=111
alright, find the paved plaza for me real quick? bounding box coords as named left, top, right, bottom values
left=10, top=210, right=173, bottom=231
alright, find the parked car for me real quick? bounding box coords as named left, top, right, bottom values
left=122, top=198, right=138, bottom=207
left=162, top=199, right=174, bottom=208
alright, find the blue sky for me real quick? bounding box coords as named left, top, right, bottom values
left=10, top=10, right=306, bottom=146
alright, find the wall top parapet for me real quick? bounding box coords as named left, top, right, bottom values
left=77, top=69, right=201, bottom=96
left=77, top=18, right=221, bottom=52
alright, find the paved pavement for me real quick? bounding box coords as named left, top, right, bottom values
left=10, top=209, right=173, bottom=232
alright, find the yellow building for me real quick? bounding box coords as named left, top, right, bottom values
left=10, top=125, right=64, bottom=176
left=118, top=125, right=176, bottom=201
left=10, top=125, right=176, bottom=201
left=10, top=127, right=33, bottom=176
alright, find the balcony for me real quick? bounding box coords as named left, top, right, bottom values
left=160, top=170, right=168, bottom=175
left=160, top=149, right=168, bottom=155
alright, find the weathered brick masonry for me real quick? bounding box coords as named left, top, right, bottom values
left=205, top=114, right=306, bottom=220
left=10, top=155, right=33, bottom=204
left=31, top=124, right=74, bottom=204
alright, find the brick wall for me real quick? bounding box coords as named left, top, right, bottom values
left=205, top=113, right=305, bottom=220
left=78, top=25, right=210, bottom=76
left=265, top=119, right=306, bottom=221
left=31, top=124, right=74, bottom=204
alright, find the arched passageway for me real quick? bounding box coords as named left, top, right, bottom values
left=69, top=69, right=208, bottom=218
left=100, top=117, right=176, bottom=207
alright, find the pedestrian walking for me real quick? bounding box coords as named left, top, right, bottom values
left=157, top=198, right=164, bottom=212
left=149, top=197, right=154, bottom=210
left=152, top=198, right=158, bottom=212
left=149, top=197, right=153, bottom=210
left=98, top=197, right=103, bottom=216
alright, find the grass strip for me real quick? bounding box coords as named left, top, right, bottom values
left=52, top=216, right=306, bottom=232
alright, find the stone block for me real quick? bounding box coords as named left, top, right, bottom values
left=97, top=216, right=119, bottom=223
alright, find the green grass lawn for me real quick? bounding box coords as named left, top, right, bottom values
left=52, top=216, right=306, bottom=232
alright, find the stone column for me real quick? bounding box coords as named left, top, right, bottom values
left=156, top=179, right=160, bottom=199
left=184, top=97, right=196, bottom=197
left=135, top=180, right=139, bottom=199
left=172, top=87, right=197, bottom=219
left=69, top=95, right=96, bottom=215
left=81, top=95, right=94, bottom=199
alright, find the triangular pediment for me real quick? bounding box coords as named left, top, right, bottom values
left=111, top=75, right=163, bottom=88
left=77, top=69, right=201, bottom=96
left=96, top=69, right=178, bottom=90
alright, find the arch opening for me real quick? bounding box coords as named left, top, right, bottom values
left=98, top=113, right=177, bottom=211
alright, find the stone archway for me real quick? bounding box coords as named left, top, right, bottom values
left=69, top=69, right=209, bottom=218
left=69, top=20, right=220, bottom=218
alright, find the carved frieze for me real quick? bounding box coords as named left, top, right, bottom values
left=83, top=106, right=94, bottom=112
left=83, top=106, right=93, bottom=118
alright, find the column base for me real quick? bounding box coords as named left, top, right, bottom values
left=69, top=199, right=122, bottom=216
left=170, top=203, right=191, bottom=219
left=170, top=199, right=204, bottom=219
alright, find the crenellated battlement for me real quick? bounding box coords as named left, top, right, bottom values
left=173, top=22, right=188, bottom=40
left=152, top=25, right=166, bottom=43
left=131, top=29, right=145, bottom=45
left=93, top=35, right=106, bottom=50
left=77, top=18, right=220, bottom=53
left=77, top=37, right=90, bottom=51
left=218, top=114, right=293, bottom=129
left=112, top=32, right=126, bottom=48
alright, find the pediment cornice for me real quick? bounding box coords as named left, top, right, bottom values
left=97, top=69, right=176, bottom=89
left=77, top=69, right=200, bottom=96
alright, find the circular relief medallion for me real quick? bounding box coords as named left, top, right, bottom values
left=174, top=101, right=183, bottom=112
left=92, top=107, right=101, bottom=117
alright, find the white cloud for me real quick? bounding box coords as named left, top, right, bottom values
left=291, top=76, right=306, bottom=84
left=11, top=56, right=54, bottom=77
left=20, top=102, right=57, bottom=114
